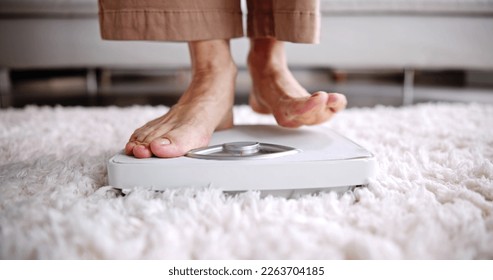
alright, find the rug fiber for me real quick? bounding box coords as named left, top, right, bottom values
left=1, top=103, right=492, bottom=259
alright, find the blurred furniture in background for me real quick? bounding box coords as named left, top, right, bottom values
left=1, top=0, right=493, bottom=107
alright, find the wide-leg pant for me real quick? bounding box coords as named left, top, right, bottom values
left=98, top=0, right=320, bottom=43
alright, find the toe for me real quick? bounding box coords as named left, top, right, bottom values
left=132, top=144, right=153, bottom=158
left=274, top=93, right=328, bottom=127
left=149, top=128, right=210, bottom=158
left=125, top=142, right=136, bottom=155
left=149, top=137, right=188, bottom=158
left=327, top=93, right=347, bottom=113
left=289, top=93, right=326, bottom=115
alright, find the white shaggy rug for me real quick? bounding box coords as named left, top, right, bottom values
left=1, top=103, right=492, bottom=259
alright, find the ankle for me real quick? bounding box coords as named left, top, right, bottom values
left=189, top=39, right=237, bottom=75
left=248, top=53, right=287, bottom=78
left=192, top=58, right=237, bottom=81
left=248, top=38, right=287, bottom=73
left=249, top=37, right=282, bottom=55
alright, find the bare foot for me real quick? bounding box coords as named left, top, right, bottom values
left=125, top=40, right=236, bottom=158
left=248, top=38, right=347, bottom=128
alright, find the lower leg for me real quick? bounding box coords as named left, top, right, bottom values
left=248, top=37, right=347, bottom=127
left=126, top=39, right=237, bottom=158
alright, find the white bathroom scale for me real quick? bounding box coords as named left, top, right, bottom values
left=107, top=125, right=376, bottom=195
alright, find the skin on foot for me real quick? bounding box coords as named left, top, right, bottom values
left=125, top=40, right=236, bottom=158
left=248, top=38, right=347, bottom=128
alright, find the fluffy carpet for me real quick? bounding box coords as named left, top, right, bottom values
left=1, top=103, right=492, bottom=259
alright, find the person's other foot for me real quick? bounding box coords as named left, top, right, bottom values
left=248, top=38, right=347, bottom=128
left=125, top=40, right=236, bottom=158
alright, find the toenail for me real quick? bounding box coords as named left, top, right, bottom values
left=159, top=138, right=171, bottom=146
left=328, top=94, right=338, bottom=103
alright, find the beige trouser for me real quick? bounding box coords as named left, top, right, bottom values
left=98, top=0, right=320, bottom=43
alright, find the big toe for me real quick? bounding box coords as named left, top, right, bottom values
left=326, top=92, right=347, bottom=113
left=282, top=92, right=346, bottom=126
left=149, top=136, right=204, bottom=158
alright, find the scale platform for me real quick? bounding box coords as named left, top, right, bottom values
left=107, top=125, right=376, bottom=196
